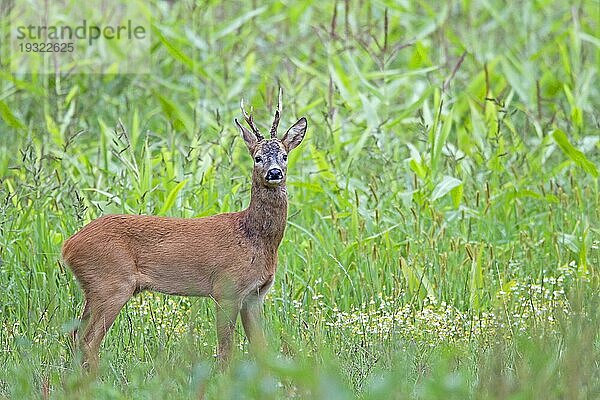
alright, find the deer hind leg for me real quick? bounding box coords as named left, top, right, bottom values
left=79, top=283, right=135, bottom=369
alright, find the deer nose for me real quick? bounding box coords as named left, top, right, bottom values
left=266, top=168, right=283, bottom=181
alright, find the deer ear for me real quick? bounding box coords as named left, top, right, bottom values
left=235, top=119, right=257, bottom=152
left=281, top=117, right=307, bottom=151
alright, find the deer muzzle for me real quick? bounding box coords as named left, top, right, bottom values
left=265, top=167, right=283, bottom=182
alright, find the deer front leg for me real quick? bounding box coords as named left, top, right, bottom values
left=215, top=298, right=240, bottom=367
left=240, top=296, right=266, bottom=351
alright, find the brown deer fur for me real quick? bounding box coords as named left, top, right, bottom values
left=62, top=95, right=307, bottom=368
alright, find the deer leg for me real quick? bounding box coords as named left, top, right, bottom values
left=215, top=298, right=240, bottom=367
left=240, top=295, right=266, bottom=351
left=241, top=278, right=272, bottom=352
left=79, top=287, right=133, bottom=369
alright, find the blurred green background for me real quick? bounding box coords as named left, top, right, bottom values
left=0, top=1, right=598, bottom=398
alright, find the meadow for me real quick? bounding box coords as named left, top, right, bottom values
left=0, top=1, right=599, bottom=398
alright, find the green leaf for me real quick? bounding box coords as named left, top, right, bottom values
left=45, top=112, right=63, bottom=147
left=155, top=92, right=194, bottom=133
left=552, top=129, right=598, bottom=177
left=328, top=56, right=353, bottom=104
left=138, top=139, right=153, bottom=197
left=409, top=159, right=427, bottom=179
left=450, top=183, right=463, bottom=208
left=431, top=106, right=453, bottom=177
left=431, top=176, right=462, bottom=201
left=0, top=100, right=25, bottom=130
left=557, top=232, right=579, bottom=253
left=409, top=41, right=431, bottom=68
left=160, top=179, right=188, bottom=215
left=214, top=6, right=266, bottom=39
left=310, top=144, right=335, bottom=182
left=400, top=257, right=436, bottom=302
left=469, top=245, right=484, bottom=310
left=407, top=143, right=427, bottom=179
left=155, top=30, right=208, bottom=80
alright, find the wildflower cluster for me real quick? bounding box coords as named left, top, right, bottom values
left=286, top=265, right=578, bottom=349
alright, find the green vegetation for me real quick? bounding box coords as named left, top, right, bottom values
left=1, top=1, right=599, bottom=398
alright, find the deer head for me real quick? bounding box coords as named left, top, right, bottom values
left=235, top=89, right=307, bottom=188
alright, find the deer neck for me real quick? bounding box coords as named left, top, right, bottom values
left=242, top=181, right=288, bottom=249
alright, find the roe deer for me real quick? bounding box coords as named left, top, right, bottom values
left=62, top=90, right=307, bottom=368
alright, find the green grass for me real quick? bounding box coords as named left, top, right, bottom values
left=1, top=0, right=599, bottom=398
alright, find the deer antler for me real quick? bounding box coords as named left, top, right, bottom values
left=240, top=98, right=264, bottom=141
left=270, top=87, right=282, bottom=139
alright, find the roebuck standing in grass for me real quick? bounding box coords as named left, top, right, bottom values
left=62, top=92, right=307, bottom=368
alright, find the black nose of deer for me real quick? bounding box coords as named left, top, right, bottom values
left=266, top=168, right=283, bottom=181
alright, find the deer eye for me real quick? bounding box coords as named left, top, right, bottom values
left=254, top=156, right=263, bottom=163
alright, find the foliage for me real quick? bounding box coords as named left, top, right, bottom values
left=0, top=0, right=598, bottom=398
